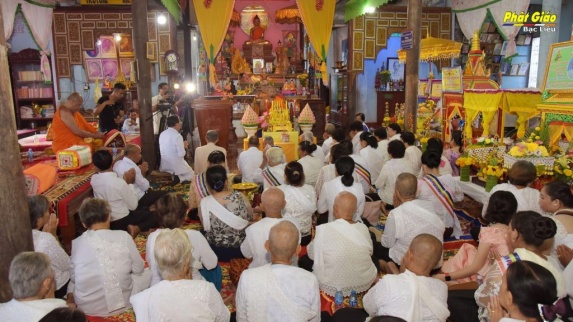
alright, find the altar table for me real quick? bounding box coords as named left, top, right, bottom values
left=454, top=176, right=488, bottom=204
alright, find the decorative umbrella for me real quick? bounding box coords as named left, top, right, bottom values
left=275, top=4, right=302, bottom=24
left=230, top=8, right=240, bottom=28
left=397, top=36, right=462, bottom=62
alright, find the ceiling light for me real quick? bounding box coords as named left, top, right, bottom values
left=114, top=34, right=121, bottom=42
left=365, top=6, right=375, bottom=13
left=157, top=14, right=167, bottom=25
left=96, top=39, right=102, bottom=46
left=173, top=83, right=180, bottom=90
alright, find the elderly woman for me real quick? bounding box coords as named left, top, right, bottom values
left=131, top=229, right=229, bottom=322
left=147, top=193, right=218, bottom=286
left=200, top=165, right=254, bottom=262
left=68, top=198, right=151, bottom=317
left=28, top=195, right=71, bottom=299
left=278, top=161, right=317, bottom=245
left=0, top=252, right=67, bottom=321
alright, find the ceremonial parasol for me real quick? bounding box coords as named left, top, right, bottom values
left=275, top=4, right=302, bottom=24
left=397, top=36, right=463, bottom=62
left=230, top=8, right=240, bottom=28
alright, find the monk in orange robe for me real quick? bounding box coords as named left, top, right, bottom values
left=51, top=92, right=105, bottom=153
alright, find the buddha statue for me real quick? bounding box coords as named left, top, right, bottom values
left=250, top=15, right=266, bottom=42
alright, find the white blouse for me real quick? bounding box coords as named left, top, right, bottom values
left=297, top=155, right=324, bottom=187
left=375, top=158, right=415, bottom=205
left=32, top=230, right=71, bottom=290
left=317, top=177, right=365, bottom=222
left=278, top=184, right=317, bottom=236
left=360, top=146, right=384, bottom=184
left=146, top=228, right=218, bottom=286
left=314, top=164, right=360, bottom=197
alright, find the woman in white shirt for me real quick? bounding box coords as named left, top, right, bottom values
left=278, top=161, right=317, bottom=245
left=488, top=261, right=559, bottom=322
left=318, top=156, right=365, bottom=222
left=297, top=141, right=324, bottom=187
left=539, top=180, right=573, bottom=250
left=359, top=132, right=384, bottom=183
left=28, top=195, right=71, bottom=299
left=68, top=198, right=151, bottom=317
left=146, top=193, right=218, bottom=287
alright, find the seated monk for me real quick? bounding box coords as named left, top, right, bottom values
left=52, top=92, right=104, bottom=153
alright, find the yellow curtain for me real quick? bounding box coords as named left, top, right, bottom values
left=463, top=91, right=503, bottom=138
left=502, top=92, right=542, bottom=138
left=296, top=0, right=335, bottom=83
left=192, top=0, right=235, bottom=87
left=548, top=123, right=573, bottom=147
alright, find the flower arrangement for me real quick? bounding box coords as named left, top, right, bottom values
left=241, top=106, right=259, bottom=127
left=470, top=136, right=498, bottom=147
left=418, top=99, right=436, bottom=112
left=553, top=155, right=573, bottom=184
left=380, top=70, right=391, bottom=83
left=297, top=73, right=308, bottom=87
left=298, top=104, right=316, bottom=125
left=420, top=137, right=429, bottom=152
left=456, top=156, right=474, bottom=167
left=508, top=142, right=549, bottom=158
left=481, top=164, right=505, bottom=178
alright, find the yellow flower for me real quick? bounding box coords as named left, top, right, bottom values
left=564, top=169, right=573, bottom=177
left=535, top=136, right=540, bottom=140
left=485, top=139, right=491, bottom=144
left=535, top=127, right=541, bottom=131
left=526, top=143, right=538, bottom=152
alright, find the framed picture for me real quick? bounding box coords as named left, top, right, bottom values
left=524, top=34, right=532, bottom=45
left=85, top=58, right=103, bottom=81
left=493, top=55, right=501, bottom=63
left=510, top=64, right=519, bottom=76
left=418, top=80, right=428, bottom=97
left=480, top=34, right=488, bottom=43
left=119, top=58, right=133, bottom=77
left=430, top=81, right=442, bottom=98
left=516, top=34, right=527, bottom=46
left=501, top=62, right=511, bottom=75
left=461, top=43, right=469, bottom=54
left=501, top=41, right=508, bottom=55
left=518, top=63, right=530, bottom=76
left=146, top=42, right=157, bottom=62
left=493, top=43, right=502, bottom=55
left=98, top=35, right=116, bottom=58
left=116, top=33, right=134, bottom=57
left=488, top=24, right=497, bottom=33
left=387, top=57, right=405, bottom=81
left=102, top=59, right=119, bottom=79
left=252, top=58, right=264, bottom=74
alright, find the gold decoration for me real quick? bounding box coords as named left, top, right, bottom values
left=230, top=9, right=241, bottom=28
left=398, top=36, right=462, bottom=62
left=275, top=4, right=302, bottom=24
left=471, top=30, right=480, bottom=52
left=268, top=96, right=292, bottom=132
left=231, top=50, right=244, bottom=74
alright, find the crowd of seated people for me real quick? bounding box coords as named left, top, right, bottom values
left=4, top=120, right=573, bottom=322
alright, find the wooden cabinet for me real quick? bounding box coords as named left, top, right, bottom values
left=193, top=99, right=237, bottom=160
left=376, top=91, right=405, bottom=125
left=329, top=72, right=349, bottom=128
left=9, top=48, right=56, bottom=130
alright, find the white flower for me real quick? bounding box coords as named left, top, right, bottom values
left=477, top=137, right=485, bottom=143
left=503, top=137, right=513, bottom=145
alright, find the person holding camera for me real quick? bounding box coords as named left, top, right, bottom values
left=152, top=83, right=171, bottom=135
left=95, top=83, right=126, bottom=132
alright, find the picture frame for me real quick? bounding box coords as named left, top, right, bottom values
left=516, top=34, right=527, bottom=46
left=252, top=58, right=264, bottom=74
left=524, top=34, right=532, bottom=46
left=492, top=64, right=500, bottom=74
left=517, top=63, right=530, bottom=76
left=501, top=62, right=511, bottom=75
left=98, top=35, right=117, bottom=58
left=493, top=55, right=501, bottom=63
left=493, top=43, right=502, bottom=55
left=510, top=64, right=520, bottom=76
left=115, top=33, right=134, bottom=58
left=480, top=34, right=488, bottom=43
left=542, top=41, right=573, bottom=92
left=386, top=57, right=405, bottom=81
left=461, top=43, right=469, bottom=54
left=500, top=41, right=508, bottom=55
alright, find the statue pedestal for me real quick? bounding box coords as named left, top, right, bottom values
left=243, top=42, right=274, bottom=65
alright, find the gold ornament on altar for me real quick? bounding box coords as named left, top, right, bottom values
left=114, top=71, right=131, bottom=88
left=268, top=96, right=292, bottom=132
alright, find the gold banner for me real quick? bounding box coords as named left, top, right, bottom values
left=80, top=0, right=131, bottom=5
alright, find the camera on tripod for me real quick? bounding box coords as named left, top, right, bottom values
left=157, top=99, right=173, bottom=112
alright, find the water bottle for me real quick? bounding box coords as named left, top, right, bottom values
left=349, top=290, right=358, bottom=307
left=112, top=143, right=118, bottom=158
left=334, top=289, right=344, bottom=311
left=27, top=148, right=34, bottom=163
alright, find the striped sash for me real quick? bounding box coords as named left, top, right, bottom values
left=194, top=173, right=211, bottom=199
left=422, top=174, right=456, bottom=222
left=496, top=252, right=521, bottom=274
left=262, top=167, right=281, bottom=187
left=354, top=162, right=371, bottom=185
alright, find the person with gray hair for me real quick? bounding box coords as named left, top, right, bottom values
left=194, top=129, right=228, bottom=174
left=67, top=198, right=151, bottom=317
left=236, top=221, right=320, bottom=321
left=131, top=229, right=229, bottom=322
left=0, top=252, right=67, bottom=321
left=252, top=146, right=287, bottom=190
left=300, top=131, right=325, bottom=162
left=322, top=123, right=336, bottom=157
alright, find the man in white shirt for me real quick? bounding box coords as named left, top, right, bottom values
left=194, top=130, right=228, bottom=174
left=349, top=120, right=364, bottom=156
left=308, top=192, right=377, bottom=298
left=159, top=115, right=194, bottom=183
left=238, top=136, right=264, bottom=183
left=237, top=220, right=320, bottom=322
left=91, top=150, right=159, bottom=238
left=122, top=108, right=140, bottom=134
left=373, top=127, right=389, bottom=164
left=253, top=147, right=286, bottom=190
left=364, top=234, right=449, bottom=321
left=114, top=143, right=166, bottom=210
left=402, top=131, right=423, bottom=174
left=387, top=123, right=402, bottom=141
left=379, top=173, right=445, bottom=268
left=241, top=187, right=286, bottom=268
left=321, top=123, right=335, bottom=157
left=375, top=140, right=414, bottom=207
left=151, top=82, right=169, bottom=135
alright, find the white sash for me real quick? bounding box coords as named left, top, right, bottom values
left=281, top=185, right=317, bottom=214
left=330, top=219, right=372, bottom=252
left=393, top=201, right=444, bottom=239
left=312, top=225, right=327, bottom=279
left=84, top=230, right=127, bottom=313
left=200, top=195, right=249, bottom=231
left=403, top=270, right=450, bottom=321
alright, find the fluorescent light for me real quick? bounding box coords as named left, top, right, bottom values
left=157, top=14, right=167, bottom=25
left=365, top=6, right=375, bottom=13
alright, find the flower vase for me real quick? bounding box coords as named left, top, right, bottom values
left=300, top=124, right=313, bottom=133
left=485, top=175, right=498, bottom=192
left=460, top=166, right=470, bottom=182
left=243, top=125, right=258, bottom=138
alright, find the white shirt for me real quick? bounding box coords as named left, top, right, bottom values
left=363, top=271, right=449, bottom=322
left=253, top=163, right=286, bottom=190
left=318, top=176, right=365, bottom=222
left=298, top=155, right=324, bottom=187
left=404, top=145, right=423, bottom=174
left=375, top=139, right=390, bottom=164
left=238, top=147, right=264, bottom=183
left=381, top=199, right=445, bottom=265
left=321, top=137, right=334, bottom=159
left=122, top=118, right=140, bottom=134
left=389, top=133, right=401, bottom=141
left=360, top=146, right=384, bottom=183
left=151, top=95, right=162, bottom=135
left=236, top=264, right=320, bottom=322
left=307, top=219, right=377, bottom=296
left=315, top=164, right=361, bottom=197
left=482, top=183, right=546, bottom=217
left=159, top=127, right=194, bottom=178
left=350, top=154, right=372, bottom=193
left=70, top=230, right=150, bottom=316
left=240, top=217, right=283, bottom=268
left=375, top=158, right=415, bottom=205
left=146, top=228, right=218, bottom=286
left=351, top=131, right=363, bottom=156
left=0, top=298, right=67, bottom=322
left=90, top=172, right=138, bottom=221
left=32, top=230, right=71, bottom=290
left=113, top=157, right=149, bottom=200
left=130, top=279, right=229, bottom=322
left=279, top=184, right=317, bottom=236
left=417, top=174, right=464, bottom=229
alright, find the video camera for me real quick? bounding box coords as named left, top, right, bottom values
left=157, top=99, right=173, bottom=112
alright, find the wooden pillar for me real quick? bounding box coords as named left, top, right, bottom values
left=0, top=4, right=34, bottom=303
left=404, top=0, right=422, bottom=132
left=132, top=1, right=156, bottom=169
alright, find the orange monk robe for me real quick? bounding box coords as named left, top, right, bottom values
left=250, top=26, right=265, bottom=40
left=51, top=108, right=98, bottom=153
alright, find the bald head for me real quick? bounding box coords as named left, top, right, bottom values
left=395, top=173, right=417, bottom=199
left=65, top=92, right=83, bottom=112
left=260, top=187, right=286, bottom=217
left=333, top=191, right=357, bottom=220
left=267, top=221, right=300, bottom=261
left=404, top=234, right=443, bottom=273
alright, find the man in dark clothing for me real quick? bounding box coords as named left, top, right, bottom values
left=95, top=83, right=126, bottom=132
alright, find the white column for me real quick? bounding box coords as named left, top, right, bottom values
left=537, top=0, right=562, bottom=88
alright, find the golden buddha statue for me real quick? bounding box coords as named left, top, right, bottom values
left=250, top=15, right=265, bottom=41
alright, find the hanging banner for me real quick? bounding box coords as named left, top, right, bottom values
left=79, top=0, right=131, bottom=5
left=441, top=67, right=463, bottom=93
